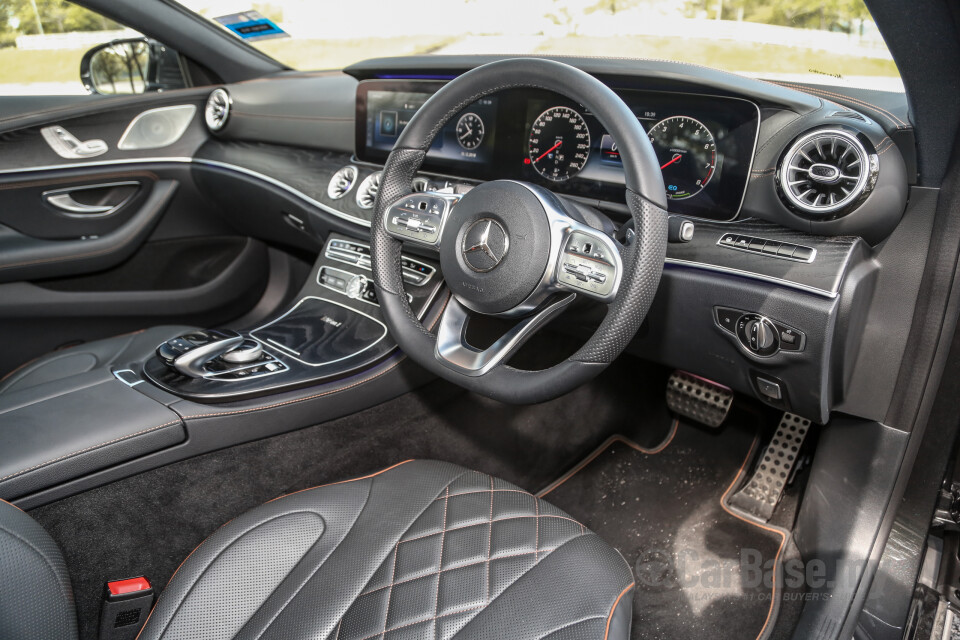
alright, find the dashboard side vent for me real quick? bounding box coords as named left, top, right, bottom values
left=778, top=129, right=877, bottom=217
left=356, top=171, right=382, bottom=209
left=327, top=166, right=357, bottom=200
left=204, top=88, right=231, bottom=132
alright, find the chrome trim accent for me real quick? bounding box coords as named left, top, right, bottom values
left=323, top=238, right=435, bottom=285
left=117, top=104, right=197, bottom=151
left=112, top=369, right=142, bottom=387
left=461, top=218, right=509, bottom=272
left=778, top=128, right=873, bottom=214
left=477, top=181, right=621, bottom=317
left=326, top=165, right=358, bottom=199
left=205, top=88, right=232, bottom=132
left=0, top=157, right=372, bottom=227
left=664, top=258, right=837, bottom=298
left=192, top=158, right=373, bottom=228
left=250, top=296, right=389, bottom=368
left=173, top=332, right=245, bottom=377
left=40, top=125, right=107, bottom=159
left=435, top=293, right=575, bottom=376
left=42, top=180, right=140, bottom=217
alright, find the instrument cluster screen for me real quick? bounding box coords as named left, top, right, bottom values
left=364, top=90, right=497, bottom=166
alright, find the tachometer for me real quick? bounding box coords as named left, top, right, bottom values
left=647, top=116, right=717, bottom=199
left=528, top=106, right=591, bottom=181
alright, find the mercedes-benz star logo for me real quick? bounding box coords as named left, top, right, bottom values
left=462, top=218, right=509, bottom=273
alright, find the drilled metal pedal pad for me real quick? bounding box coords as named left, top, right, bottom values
left=729, top=412, right=812, bottom=522
left=665, top=370, right=734, bottom=428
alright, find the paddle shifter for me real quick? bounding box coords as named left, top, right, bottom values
left=156, top=329, right=260, bottom=378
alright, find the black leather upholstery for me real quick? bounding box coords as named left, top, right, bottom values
left=137, top=460, right=635, bottom=640
left=0, top=499, right=78, bottom=640
left=0, top=325, right=194, bottom=396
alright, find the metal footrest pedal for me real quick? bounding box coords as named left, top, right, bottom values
left=729, top=412, right=811, bottom=522
left=665, top=370, right=734, bottom=428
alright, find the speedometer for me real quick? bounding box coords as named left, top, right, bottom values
left=647, top=116, right=717, bottom=199
left=528, top=106, right=591, bottom=181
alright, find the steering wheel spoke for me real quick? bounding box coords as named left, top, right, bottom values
left=435, top=293, right=576, bottom=376
left=383, top=191, right=461, bottom=248
left=553, top=223, right=623, bottom=303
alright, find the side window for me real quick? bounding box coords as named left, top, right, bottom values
left=0, top=1, right=188, bottom=97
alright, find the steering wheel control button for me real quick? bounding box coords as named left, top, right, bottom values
left=558, top=231, right=616, bottom=297
left=462, top=218, right=509, bottom=272
left=717, top=234, right=816, bottom=263
left=385, top=193, right=460, bottom=246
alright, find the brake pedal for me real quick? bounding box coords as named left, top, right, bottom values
left=728, top=412, right=812, bottom=522
left=666, top=370, right=733, bottom=428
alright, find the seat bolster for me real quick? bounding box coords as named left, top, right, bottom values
left=0, top=500, right=77, bottom=640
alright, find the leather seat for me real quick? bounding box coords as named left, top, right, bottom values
left=0, top=326, right=194, bottom=396
left=1, top=460, right=635, bottom=640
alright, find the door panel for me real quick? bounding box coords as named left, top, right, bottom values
left=0, top=91, right=279, bottom=378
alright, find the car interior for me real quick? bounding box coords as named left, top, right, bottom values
left=3, top=0, right=960, bottom=639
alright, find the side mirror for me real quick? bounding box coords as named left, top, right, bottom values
left=80, top=38, right=187, bottom=96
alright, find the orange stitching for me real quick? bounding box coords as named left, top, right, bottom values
left=720, top=435, right=789, bottom=640
left=603, top=583, right=635, bottom=640
left=432, top=486, right=450, bottom=620
left=359, top=547, right=558, bottom=597
left=265, top=460, right=414, bottom=503
left=433, top=488, right=534, bottom=500
left=357, top=604, right=485, bottom=640
left=538, top=418, right=679, bottom=497
left=0, top=419, right=181, bottom=483
left=773, top=81, right=908, bottom=128
left=485, top=476, right=494, bottom=603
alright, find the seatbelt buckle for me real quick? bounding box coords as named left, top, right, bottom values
left=98, top=576, right=154, bottom=640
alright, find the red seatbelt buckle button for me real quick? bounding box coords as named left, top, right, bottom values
left=106, top=577, right=152, bottom=597
left=100, top=576, right=154, bottom=640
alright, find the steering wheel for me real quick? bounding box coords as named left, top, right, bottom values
left=371, top=58, right=668, bottom=404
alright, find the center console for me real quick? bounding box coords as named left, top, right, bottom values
left=143, top=234, right=442, bottom=401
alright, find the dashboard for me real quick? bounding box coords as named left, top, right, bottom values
left=356, top=80, right=760, bottom=221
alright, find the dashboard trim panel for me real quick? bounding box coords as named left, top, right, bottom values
left=3, top=155, right=839, bottom=299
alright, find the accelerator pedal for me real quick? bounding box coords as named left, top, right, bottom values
left=666, top=370, right=734, bottom=428
left=729, top=412, right=812, bottom=522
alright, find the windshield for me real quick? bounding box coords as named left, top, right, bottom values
left=175, top=0, right=901, bottom=91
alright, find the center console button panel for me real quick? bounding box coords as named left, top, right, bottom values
left=325, top=238, right=435, bottom=285
left=715, top=306, right=806, bottom=356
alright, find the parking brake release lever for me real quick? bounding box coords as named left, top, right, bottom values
left=156, top=329, right=244, bottom=378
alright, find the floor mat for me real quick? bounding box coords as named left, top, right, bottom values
left=540, top=419, right=791, bottom=640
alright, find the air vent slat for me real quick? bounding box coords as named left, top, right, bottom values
left=356, top=171, right=382, bottom=210
left=205, top=88, right=231, bottom=132
left=327, top=166, right=357, bottom=200
left=778, top=129, right=876, bottom=217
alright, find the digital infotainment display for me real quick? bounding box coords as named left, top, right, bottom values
left=364, top=89, right=497, bottom=166
left=355, top=80, right=760, bottom=221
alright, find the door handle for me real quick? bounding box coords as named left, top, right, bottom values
left=42, top=181, right=140, bottom=217
left=44, top=193, right=114, bottom=215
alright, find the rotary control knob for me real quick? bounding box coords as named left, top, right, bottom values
left=736, top=314, right=780, bottom=356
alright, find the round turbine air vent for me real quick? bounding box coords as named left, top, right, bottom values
left=356, top=171, right=382, bottom=209
left=205, top=88, right=231, bottom=132
left=778, top=129, right=877, bottom=217
left=411, top=176, right=429, bottom=192
left=327, top=165, right=357, bottom=199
